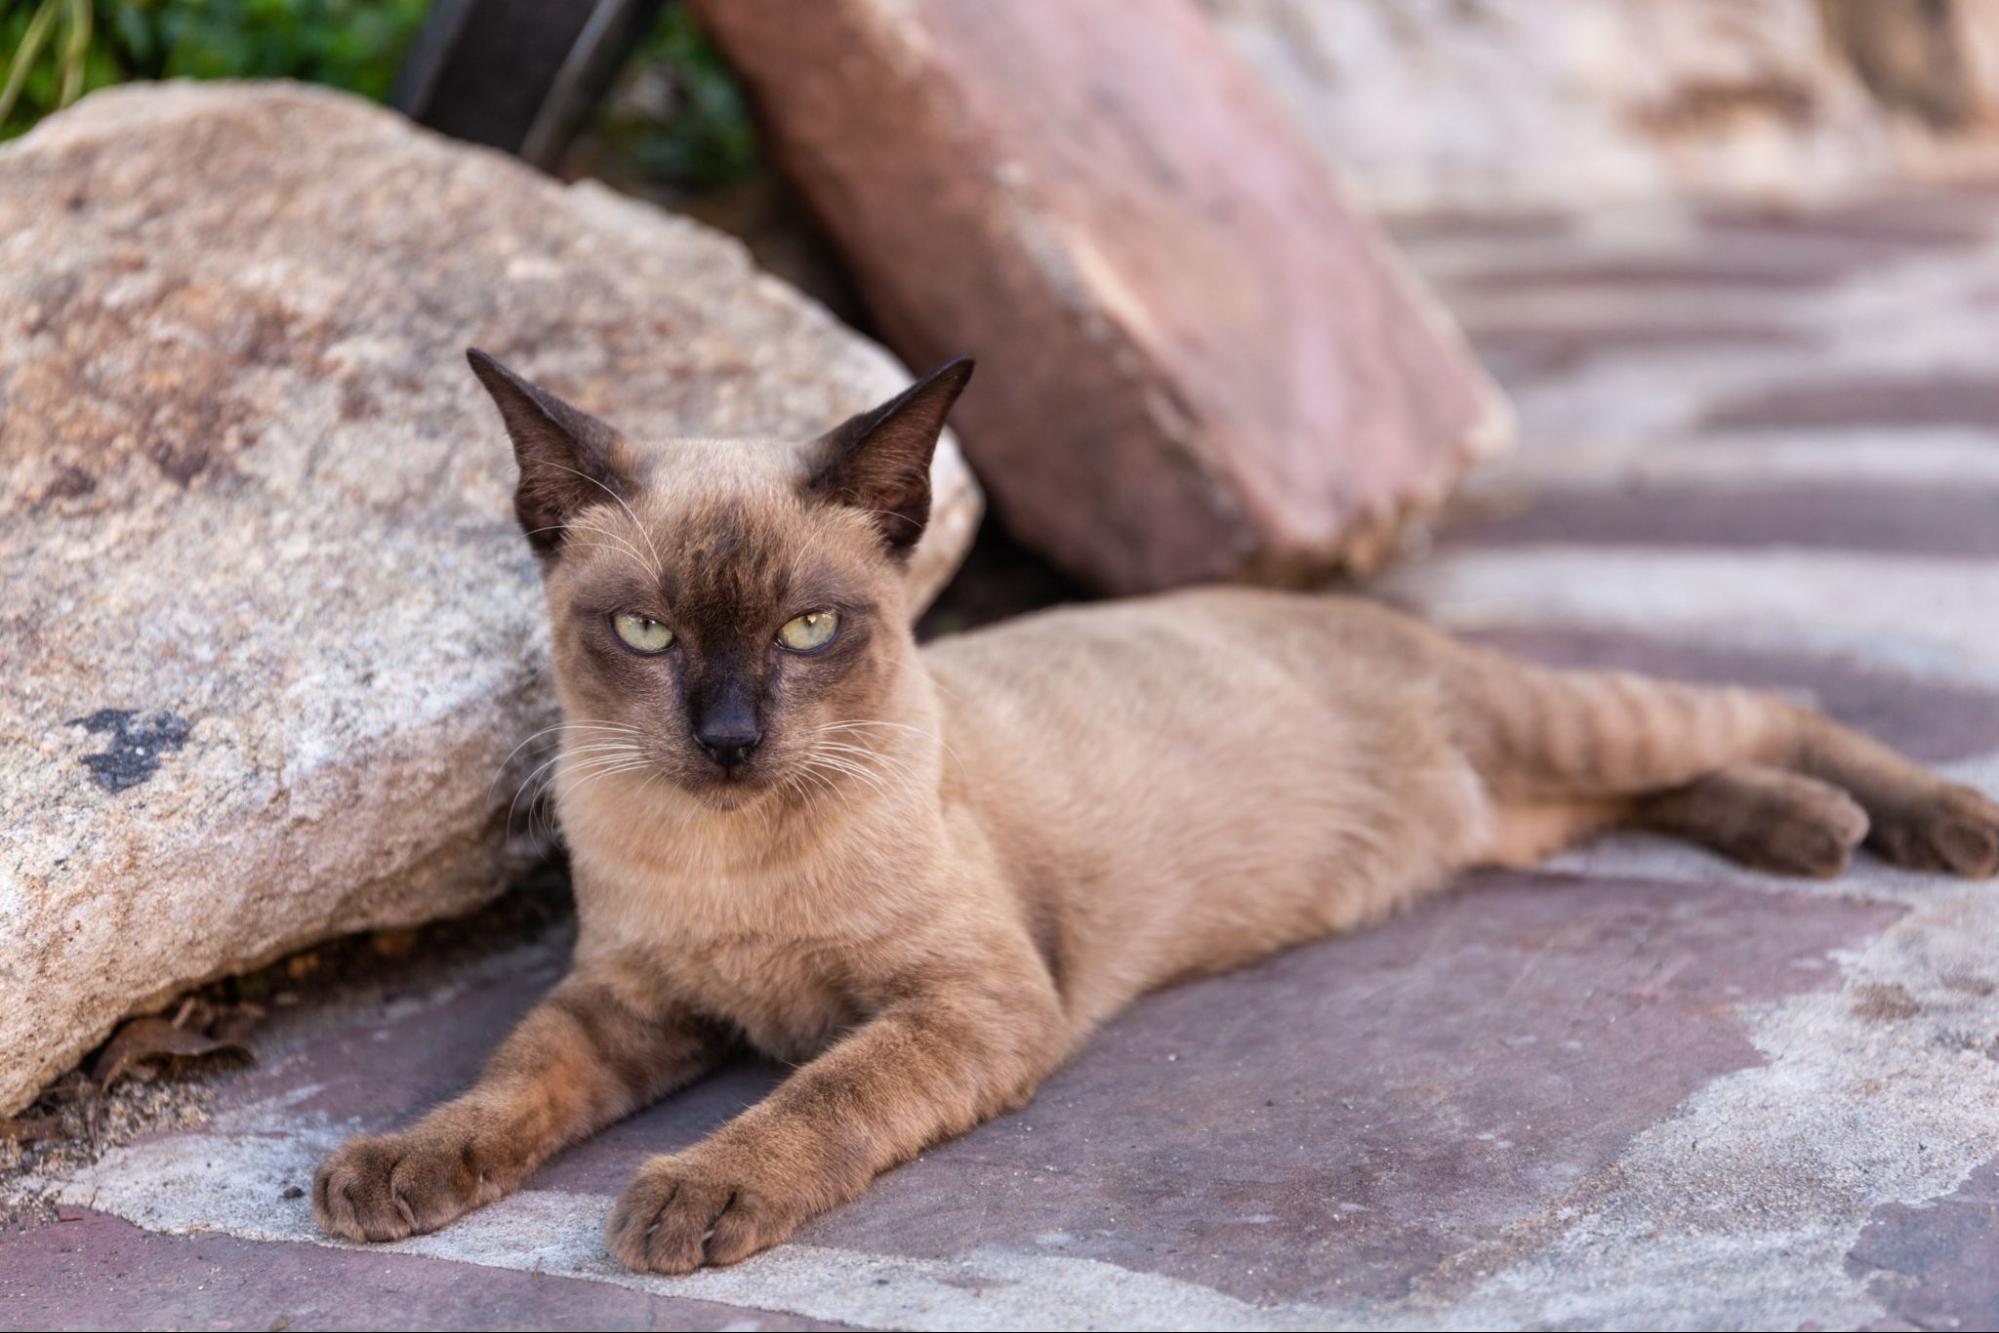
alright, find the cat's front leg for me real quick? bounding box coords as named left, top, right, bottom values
left=605, top=962, right=1066, bottom=1273
left=315, top=957, right=726, bottom=1243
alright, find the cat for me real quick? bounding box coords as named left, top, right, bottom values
left=314, top=351, right=1999, bottom=1274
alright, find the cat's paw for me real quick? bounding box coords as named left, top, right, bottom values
left=1750, top=786, right=1869, bottom=879
left=1872, top=784, right=1999, bottom=879
left=313, top=1128, right=491, bottom=1242
left=605, top=1152, right=803, bottom=1274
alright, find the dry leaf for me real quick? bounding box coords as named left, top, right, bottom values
left=0, top=1113, right=64, bottom=1143
left=88, top=1015, right=251, bottom=1090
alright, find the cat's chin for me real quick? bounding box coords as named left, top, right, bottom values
left=676, top=772, right=776, bottom=813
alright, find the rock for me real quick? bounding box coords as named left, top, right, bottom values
left=0, top=82, right=981, bottom=1115
left=692, top=0, right=1509, bottom=594
left=1202, top=0, right=1999, bottom=215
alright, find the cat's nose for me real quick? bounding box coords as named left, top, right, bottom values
left=695, top=725, right=762, bottom=770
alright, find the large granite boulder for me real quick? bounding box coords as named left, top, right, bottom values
left=693, top=0, right=1510, bottom=594
left=0, top=82, right=981, bottom=1115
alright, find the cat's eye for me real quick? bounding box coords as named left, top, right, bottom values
left=776, top=610, right=840, bottom=653
left=612, top=612, right=674, bottom=653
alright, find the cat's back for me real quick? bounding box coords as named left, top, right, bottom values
left=923, top=585, right=1451, bottom=716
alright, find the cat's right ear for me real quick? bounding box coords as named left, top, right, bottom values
left=466, top=348, right=636, bottom=557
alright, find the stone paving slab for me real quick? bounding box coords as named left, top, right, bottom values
left=11, top=191, right=1999, bottom=1329
left=0, top=1211, right=849, bottom=1332
left=1, top=870, right=1903, bottom=1330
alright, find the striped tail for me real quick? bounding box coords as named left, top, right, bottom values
left=1445, top=653, right=1793, bottom=801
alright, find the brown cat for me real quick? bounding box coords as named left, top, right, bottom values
left=314, top=352, right=1999, bottom=1273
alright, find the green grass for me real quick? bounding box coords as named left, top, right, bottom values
left=2, top=0, right=429, bottom=139
left=588, top=3, right=759, bottom=192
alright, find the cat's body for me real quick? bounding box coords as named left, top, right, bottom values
left=316, top=356, right=1999, bottom=1274
left=569, top=588, right=1488, bottom=1066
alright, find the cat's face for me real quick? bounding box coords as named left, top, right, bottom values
left=469, top=351, right=971, bottom=809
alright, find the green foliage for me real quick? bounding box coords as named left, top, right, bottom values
left=2, top=0, right=429, bottom=140
left=592, top=3, right=758, bottom=192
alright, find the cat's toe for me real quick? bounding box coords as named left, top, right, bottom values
left=1757, top=791, right=1868, bottom=879
left=314, top=1135, right=414, bottom=1243
left=606, top=1155, right=798, bottom=1274
left=313, top=1130, right=484, bottom=1243
left=1872, top=785, right=1999, bottom=879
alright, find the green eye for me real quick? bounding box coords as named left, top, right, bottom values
left=776, top=610, right=840, bottom=652
left=612, top=612, right=674, bottom=653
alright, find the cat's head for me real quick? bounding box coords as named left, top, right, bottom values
left=468, top=349, right=971, bottom=809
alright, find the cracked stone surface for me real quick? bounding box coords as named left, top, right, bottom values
left=11, top=186, right=1999, bottom=1329
left=0, top=82, right=980, bottom=1117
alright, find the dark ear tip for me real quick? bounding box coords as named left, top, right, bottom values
left=465, top=348, right=525, bottom=400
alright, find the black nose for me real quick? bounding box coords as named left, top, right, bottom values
left=696, top=725, right=762, bottom=770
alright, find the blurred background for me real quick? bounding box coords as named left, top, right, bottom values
left=11, top=0, right=1999, bottom=617
left=11, top=2, right=1999, bottom=218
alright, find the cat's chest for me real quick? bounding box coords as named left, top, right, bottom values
left=671, top=929, right=870, bottom=1062
left=580, top=866, right=882, bottom=1062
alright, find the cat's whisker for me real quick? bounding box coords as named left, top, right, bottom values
left=802, top=717, right=958, bottom=762
left=808, top=740, right=922, bottom=791
left=509, top=751, right=573, bottom=829
left=540, top=461, right=665, bottom=581
left=509, top=738, right=651, bottom=833
left=560, top=754, right=654, bottom=784
left=491, top=720, right=645, bottom=789
left=810, top=755, right=915, bottom=798
left=561, top=762, right=659, bottom=811
left=802, top=750, right=894, bottom=800
left=564, top=520, right=657, bottom=575
left=517, top=522, right=658, bottom=575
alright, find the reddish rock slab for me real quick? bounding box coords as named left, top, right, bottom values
left=1463, top=321, right=1808, bottom=382
left=692, top=0, right=1509, bottom=593
left=803, top=872, right=1894, bottom=1308
left=1445, top=237, right=1896, bottom=295
left=1385, top=210, right=1580, bottom=245
left=1701, top=372, right=1999, bottom=430
left=1849, top=1157, right=1999, bottom=1331
left=154, top=867, right=1892, bottom=1316
left=1439, top=483, right=1999, bottom=558
left=0, top=1209, right=846, bottom=1332
left=1699, top=191, right=1999, bottom=250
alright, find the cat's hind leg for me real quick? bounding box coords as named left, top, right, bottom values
left=1440, top=643, right=1994, bottom=878
left=1787, top=712, right=1999, bottom=877
left=1633, top=763, right=1868, bottom=879
left=1483, top=796, right=1631, bottom=869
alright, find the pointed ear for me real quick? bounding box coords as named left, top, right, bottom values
left=466, top=348, right=636, bottom=557
left=807, top=357, right=973, bottom=554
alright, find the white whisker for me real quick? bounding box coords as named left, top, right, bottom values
left=542, top=460, right=664, bottom=581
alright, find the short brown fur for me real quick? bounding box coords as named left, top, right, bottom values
left=316, top=354, right=1999, bottom=1272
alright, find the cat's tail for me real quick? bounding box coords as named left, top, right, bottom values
left=1443, top=653, right=1788, bottom=800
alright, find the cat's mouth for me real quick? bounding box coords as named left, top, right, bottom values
left=679, top=757, right=778, bottom=808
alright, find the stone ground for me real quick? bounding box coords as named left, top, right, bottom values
left=10, top=190, right=1999, bottom=1330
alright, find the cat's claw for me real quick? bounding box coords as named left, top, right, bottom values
left=605, top=1154, right=799, bottom=1274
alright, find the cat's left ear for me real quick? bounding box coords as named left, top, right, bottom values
left=466, top=348, right=638, bottom=558
left=807, top=356, right=973, bottom=555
